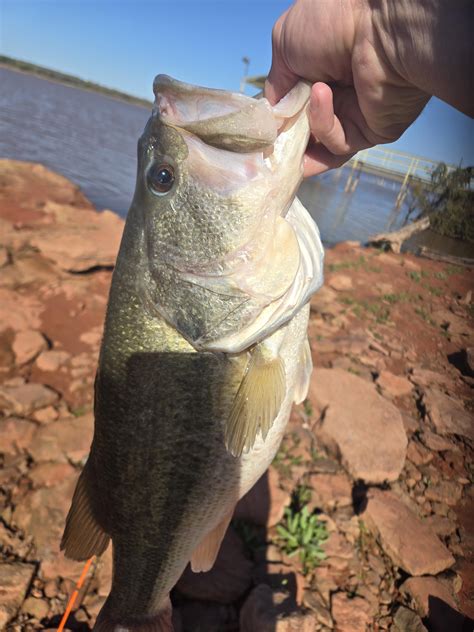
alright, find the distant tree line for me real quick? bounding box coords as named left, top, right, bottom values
left=0, top=55, right=152, bottom=109
left=406, top=164, right=474, bottom=243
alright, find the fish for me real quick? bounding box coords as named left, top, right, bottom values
left=61, top=75, right=324, bottom=632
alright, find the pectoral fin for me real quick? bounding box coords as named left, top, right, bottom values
left=190, top=510, right=233, bottom=572
left=293, top=338, right=313, bottom=404
left=225, top=345, right=286, bottom=457
left=61, top=462, right=110, bottom=561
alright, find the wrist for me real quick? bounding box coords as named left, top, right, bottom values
left=371, top=0, right=473, bottom=116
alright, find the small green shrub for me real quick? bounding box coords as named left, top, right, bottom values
left=276, top=506, right=328, bottom=574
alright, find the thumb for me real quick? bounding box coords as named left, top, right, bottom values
left=264, top=10, right=298, bottom=105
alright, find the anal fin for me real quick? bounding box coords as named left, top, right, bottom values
left=293, top=338, right=313, bottom=404
left=225, top=344, right=286, bottom=457
left=61, top=462, right=110, bottom=561
left=191, top=510, right=233, bottom=573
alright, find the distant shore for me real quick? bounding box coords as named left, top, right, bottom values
left=0, top=55, right=152, bottom=109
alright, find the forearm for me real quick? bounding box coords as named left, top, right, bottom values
left=371, top=0, right=473, bottom=116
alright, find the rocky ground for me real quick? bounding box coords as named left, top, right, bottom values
left=0, top=159, right=473, bottom=632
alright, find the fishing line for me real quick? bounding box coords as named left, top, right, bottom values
left=56, top=556, right=94, bottom=632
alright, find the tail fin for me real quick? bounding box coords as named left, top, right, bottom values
left=93, top=597, right=173, bottom=632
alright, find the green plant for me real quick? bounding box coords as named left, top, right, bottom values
left=408, top=271, right=422, bottom=283
left=406, top=164, right=474, bottom=242
left=276, top=506, right=328, bottom=574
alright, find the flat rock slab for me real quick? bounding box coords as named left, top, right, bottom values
left=363, top=489, right=455, bottom=576
left=310, top=368, right=407, bottom=483
left=28, top=413, right=94, bottom=465
left=30, top=205, right=123, bottom=272
left=331, top=592, right=372, bottom=632
left=423, top=388, right=473, bottom=440
left=0, top=381, right=58, bottom=415
left=0, top=562, right=36, bottom=629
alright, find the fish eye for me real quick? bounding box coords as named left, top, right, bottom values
left=147, top=163, right=175, bottom=195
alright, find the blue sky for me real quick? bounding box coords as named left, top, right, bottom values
left=2, top=0, right=473, bottom=165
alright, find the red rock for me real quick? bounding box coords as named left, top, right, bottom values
left=310, top=368, right=407, bottom=483
left=331, top=592, right=371, bottom=632
left=0, top=288, right=43, bottom=334
left=240, top=584, right=318, bottom=632
left=0, top=245, right=9, bottom=267
left=11, top=477, right=83, bottom=580
left=28, top=413, right=93, bottom=465
left=176, top=527, right=252, bottom=603
left=30, top=207, right=123, bottom=272
left=322, top=532, right=353, bottom=560
left=234, top=467, right=291, bottom=528
left=35, top=350, right=70, bottom=372
left=0, top=381, right=58, bottom=415
left=410, top=367, right=455, bottom=389
left=0, top=417, right=37, bottom=453
left=432, top=309, right=471, bottom=336
left=377, top=370, right=413, bottom=397
left=421, top=430, right=455, bottom=452
left=12, top=329, right=47, bottom=365
left=400, top=576, right=458, bottom=617
left=363, top=489, right=455, bottom=575
left=32, top=405, right=59, bottom=424
left=392, top=606, right=428, bottom=632
left=328, top=274, right=353, bottom=291
left=22, top=596, right=49, bottom=620
left=407, top=440, right=434, bottom=466
left=424, top=515, right=456, bottom=537
left=307, top=473, right=352, bottom=510
left=423, top=388, right=473, bottom=440
left=0, top=562, right=36, bottom=629
left=29, top=462, right=76, bottom=488
left=424, top=481, right=463, bottom=507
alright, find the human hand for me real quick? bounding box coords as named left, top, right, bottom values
left=265, top=0, right=430, bottom=177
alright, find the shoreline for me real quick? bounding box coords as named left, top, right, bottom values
left=0, top=57, right=152, bottom=110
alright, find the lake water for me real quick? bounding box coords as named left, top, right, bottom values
left=0, top=66, right=468, bottom=254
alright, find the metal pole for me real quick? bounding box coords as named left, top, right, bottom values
left=240, top=56, right=250, bottom=93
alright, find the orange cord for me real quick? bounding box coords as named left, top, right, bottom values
left=57, top=556, right=94, bottom=632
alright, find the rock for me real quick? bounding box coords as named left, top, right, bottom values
left=29, top=462, right=76, bottom=488
left=29, top=206, right=123, bottom=272
left=323, top=532, right=354, bottom=560
left=392, top=606, right=428, bottom=632
left=234, top=467, right=291, bottom=528
left=32, top=405, right=59, bottom=424
left=328, top=274, right=353, bottom=291
left=176, top=527, right=253, bottom=603
left=432, top=308, right=471, bottom=336
left=0, top=381, right=58, bottom=415
left=12, top=477, right=83, bottom=580
left=240, top=584, right=318, bottom=632
left=421, top=430, right=455, bottom=452
left=363, top=489, right=455, bottom=575
left=0, top=562, right=36, bottom=629
left=307, top=473, right=352, bottom=511
left=424, top=481, right=463, bottom=507
left=376, top=370, right=413, bottom=398
left=423, top=388, right=474, bottom=440
left=35, top=349, right=70, bottom=372
left=22, top=596, right=49, bottom=620
left=80, top=327, right=103, bottom=347
left=331, top=592, right=371, bottom=632
left=0, top=417, right=37, bottom=453
left=424, top=515, right=457, bottom=537
left=12, top=329, right=47, bottom=365
left=407, top=440, right=434, bottom=466
left=400, top=576, right=459, bottom=617
left=28, top=413, right=93, bottom=465
left=303, top=590, right=333, bottom=627
left=410, top=367, right=454, bottom=389
left=0, top=288, right=43, bottom=334
left=310, top=368, right=407, bottom=483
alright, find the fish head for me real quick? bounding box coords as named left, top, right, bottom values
left=132, top=75, right=317, bottom=350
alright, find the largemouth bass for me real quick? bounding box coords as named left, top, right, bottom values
left=61, top=75, right=324, bottom=631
